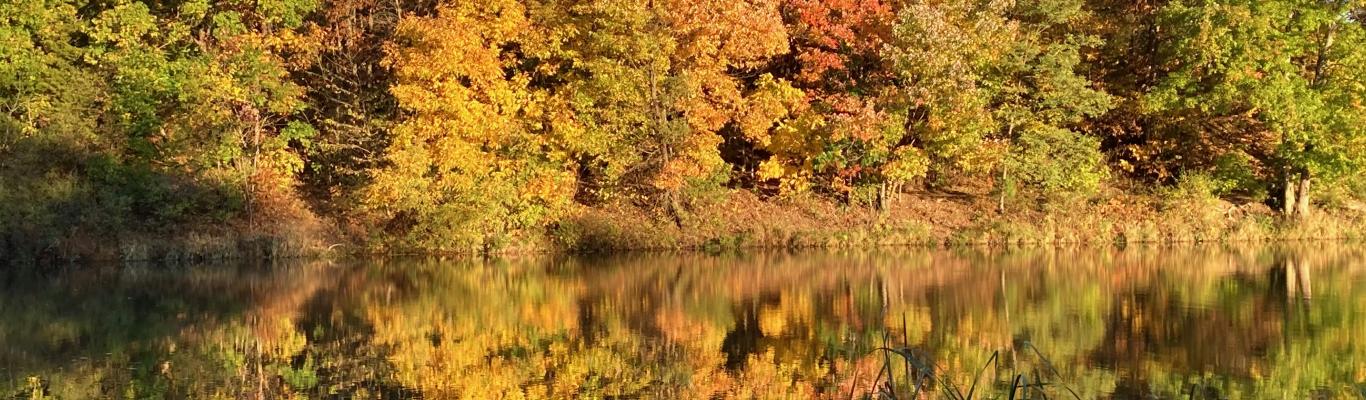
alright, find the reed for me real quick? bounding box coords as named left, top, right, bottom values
left=854, top=321, right=1082, bottom=400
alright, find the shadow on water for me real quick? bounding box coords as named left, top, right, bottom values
left=0, top=261, right=414, bottom=398
left=3, top=245, right=1366, bottom=399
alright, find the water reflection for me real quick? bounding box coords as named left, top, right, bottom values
left=2, top=246, right=1365, bottom=398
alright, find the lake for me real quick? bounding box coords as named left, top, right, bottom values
left=2, top=246, right=1364, bottom=399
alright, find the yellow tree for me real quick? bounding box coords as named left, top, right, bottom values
left=524, top=0, right=789, bottom=213
left=364, top=0, right=574, bottom=251
left=652, top=0, right=790, bottom=202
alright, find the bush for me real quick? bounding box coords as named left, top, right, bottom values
left=1314, top=173, right=1366, bottom=211
left=1209, top=152, right=1267, bottom=199
left=1004, top=126, right=1108, bottom=203
left=1162, top=173, right=1222, bottom=210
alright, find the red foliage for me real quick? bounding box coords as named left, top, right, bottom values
left=781, top=0, right=897, bottom=101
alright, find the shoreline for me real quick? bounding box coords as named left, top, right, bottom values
left=9, top=189, right=1366, bottom=266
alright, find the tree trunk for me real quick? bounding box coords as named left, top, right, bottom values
left=666, top=191, right=684, bottom=228
left=1295, top=172, right=1311, bottom=218
left=248, top=118, right=262, bottom=233
left=876, top=181, right=887, bottom=213
left=998, top=163, right=1008, bottom=214
left=1283, top=174, right=1297, bottom=216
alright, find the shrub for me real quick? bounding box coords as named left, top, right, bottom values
left=1004, top=126, right=1108, bottom=203
left=1162, top=173, right=1223, bottom=211
left=1210, top=152, right=1267, bottom=199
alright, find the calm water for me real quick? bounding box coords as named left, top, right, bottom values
left=2, top=246, right=1365, bottom=399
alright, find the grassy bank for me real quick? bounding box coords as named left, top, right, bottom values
left=549, top=186, right=1366, bottom=253
left=1, top=226, right=329, bottom=266
left=0, top=196, right=331, bottom=266
left=9, top=183, right=1366, bottom=265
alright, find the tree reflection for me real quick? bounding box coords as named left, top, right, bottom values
left=4, top=246, right=1365, bottom=398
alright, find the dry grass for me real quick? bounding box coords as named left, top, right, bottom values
left=15, top=183, right=1366, bottom=264
left=550, top=187, right=1366, bottom=253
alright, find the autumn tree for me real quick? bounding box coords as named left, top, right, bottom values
left=657, top=0, right=790, bottom=200
left=781, top=0, right=897, bottom=98
left=885, top=0, right=1111, bottom=204
left=734, top=0, right=910, bottom=204
left=364, top=0, right=575, bottom=250
left=293, top=0, right=439, bottom=215
left=517, top=0, right=790, bottom=218
left=9, top=0, right=1366, bottom=256
left=520, top=0, right=687, bottom=203
left=1145, top=0, right=1366, bottom=217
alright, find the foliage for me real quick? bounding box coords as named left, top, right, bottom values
left=1, top=0, right=320, bottom=261
left=1163, top=172, right=1225, bottom=210
left=1150, top=0, right=1366, bottom=173
left=1141, top=0, right=1366, bottom=212
left=1005, top=125, right=1108, bottom=202
left=359, top=1, right=575, bottom=251
left=884, top=0, right=1112, bottom=197
left=4, top=0, right=1366, bottom=254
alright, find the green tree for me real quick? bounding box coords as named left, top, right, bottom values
left=1146, top=0, right=1366, bottom=217
left=885, top=0, right=1111, bottom=202
left=2, top=0, right=319, bottom=260
left=0, top=0, right=104, bottom=257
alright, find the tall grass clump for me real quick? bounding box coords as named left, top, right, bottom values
left=1158, top=173, right=1227, bottom=242
left=849, top=315, right=1084, bottom=399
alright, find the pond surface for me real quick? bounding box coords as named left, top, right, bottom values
left=2, top=246, right=1365, bottom=399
